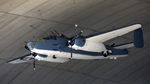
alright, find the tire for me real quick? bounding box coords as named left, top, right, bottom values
left=102, top=51, right=109, bottom=57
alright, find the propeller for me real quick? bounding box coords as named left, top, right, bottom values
left=70, top=45, right=73, bottom=60
left=52, top=30, right=64, bottom=37
left=49, top=29, right=68, bottom=39
left=31, top=52, right=37, bottom=71
left=69, top=24, right=84, bottom=59
left=69, top=24, right=84, bottom=45
left=24, top=42, right=37, bottom=71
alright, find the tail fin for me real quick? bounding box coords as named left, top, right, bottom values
left=114, top=27, right=144, bottom=49
left=134, top=28, right=144, bottom=48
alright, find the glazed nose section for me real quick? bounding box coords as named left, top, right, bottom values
left=74, top=37, right=86, bottom=47
left=24, top=42, right=34, bottom=51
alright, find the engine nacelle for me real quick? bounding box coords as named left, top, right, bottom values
left=74, top=37, right=86, bottom=47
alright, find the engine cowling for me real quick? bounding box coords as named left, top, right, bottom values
left=74, top=37, right=86, bottom=47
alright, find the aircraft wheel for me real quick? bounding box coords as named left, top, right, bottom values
left=52, top=55, right=56, bottom=59
left=102, top=51, right=109, bottom=57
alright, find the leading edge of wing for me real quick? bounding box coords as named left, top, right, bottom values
left=86, top=24, right=142, bottom=43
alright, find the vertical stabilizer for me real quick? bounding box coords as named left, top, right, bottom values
left=134, top=28, right=144, bottom=48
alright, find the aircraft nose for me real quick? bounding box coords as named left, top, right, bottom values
left=25, top=42, right=34, bottom=50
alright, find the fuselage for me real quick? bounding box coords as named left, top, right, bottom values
left=30, top=38, right=128, bottom=62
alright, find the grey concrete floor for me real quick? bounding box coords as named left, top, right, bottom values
left=0, top=0, right=150, bottom=84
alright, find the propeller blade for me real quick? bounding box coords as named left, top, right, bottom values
left=74, top=24, right=78, bottom=35
left=31, top=52, right=37, bottom=71
left=53, top=30, right=60, bottom=36
left=74, top=24, right=83, bottom=36
left=33, top=57, right=36, bottom=71
left=69, top=30, right=84, bottom=46
left=70, top=46, right=73, bottom=59
left=51, top=31, right=55, bottom=35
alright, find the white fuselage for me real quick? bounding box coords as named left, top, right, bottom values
left=71, top=40, right=107, bottom=52
left=31, top=40, right=127, bottom=62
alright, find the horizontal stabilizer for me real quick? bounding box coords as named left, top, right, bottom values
left=134, top=28, right=144, bottom=48
left=114, top=42, right=134, bottom=49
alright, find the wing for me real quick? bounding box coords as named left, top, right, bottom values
left=86, top=24, right=142, bottom=43
left=48, top=57, right=69, bottom=63
left=106, top=46, right=128, bottom=56
left=36, top=56, right=69, bottom=63
left=7, top=54, right=34, bottom=64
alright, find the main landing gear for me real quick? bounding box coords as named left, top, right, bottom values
left=101, top=50, right=112, bottom=57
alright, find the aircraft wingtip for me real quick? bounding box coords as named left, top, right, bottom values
left=134, top=24, right=142, bottom=28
